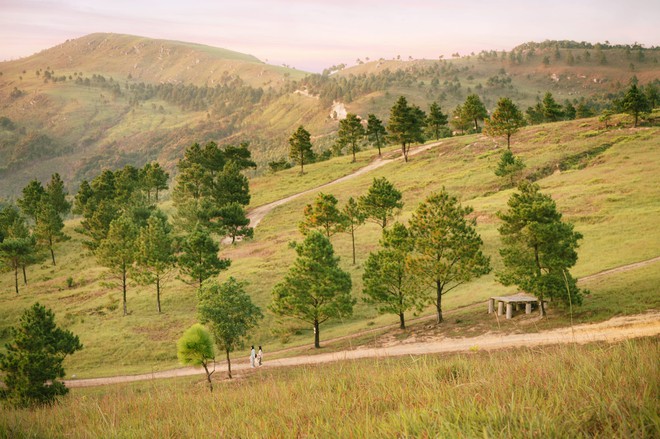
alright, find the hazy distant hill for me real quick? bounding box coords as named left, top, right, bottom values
left=0, top=34, right=658, bottom=197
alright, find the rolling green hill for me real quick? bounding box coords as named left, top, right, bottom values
left=0, top=35, right=658, bottom=198
left=0, top=112, right=658, bottom=378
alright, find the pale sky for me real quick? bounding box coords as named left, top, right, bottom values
left=1, top=0, right=658, bottom=72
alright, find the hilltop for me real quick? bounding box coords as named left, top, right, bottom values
left=1, top=34, right=658, bottom=197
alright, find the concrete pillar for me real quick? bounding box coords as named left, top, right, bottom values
left=497, top=301, right=504, bottom=316
left=525, top=302, right=532, bottom=314
left=506, top=303, right=513, bottom=319
left=488, top=298, right=494, bottom=314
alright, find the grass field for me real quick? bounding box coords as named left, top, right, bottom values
left=0, top=114, right=658, bottom=379
left=1, top=338, right=657, bottom=437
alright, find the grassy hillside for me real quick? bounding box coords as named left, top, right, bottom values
left=1, top=35, right=658, bottom=198
left=0, top=115, right=658, bottom=378
left=1, top=339, right=658, bottom=437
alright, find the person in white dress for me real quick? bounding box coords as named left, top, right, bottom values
left=257, top=346, right=263, bottom=366
left=249, top=346, right=256, bottom=368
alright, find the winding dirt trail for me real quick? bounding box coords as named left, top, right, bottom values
left=65, top=310, right=660, bottom=388
left=247, top=142, right=439, bottom=229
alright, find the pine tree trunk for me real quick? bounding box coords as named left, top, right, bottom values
left=226, top=348, right=232, bottom=379
left=314, top=320, right=320, bottom=348
left=122, top=268, right=128, bottom=316
left=14, top=266, right=19, bottom=294
left=156, top=275, right=161, bottom=313
left=436, top=280, right=444, bottom=323
left=22, top=264, right=27, bottom=285
left=351, top=226, right=356, bottom=265
left=49, top=235, right=56, bottom=265
left=507, top=133, right=511, bottom=149
left=399, top=312, right=405, bottom=329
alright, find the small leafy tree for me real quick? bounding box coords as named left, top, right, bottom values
left=494, top=149, right=526, bottom=187
left=462, top=94, right=488, bottom=131
left=362, top=222, right=424, bottom=329
left=177, top=225, right=230, bottom=288
left=289, top=125, right=314, bottom=174
left=498, top=182, right=583, bottom=316
left=177, top=324, right=215, bottom=391
left=426, top=102, right=449, bottom=140
left=599, top=109, right=614, bottom=128
left=408, top=190, right=491, bottom=323
left=96, top=214, right=138, bottom=316
left=485, top=97, right=526, bottom=148
left=342, top=197, right=365, bottom=265
left=366, top=114, right=387, bottom=157
left=337, top=113, right=365, bottom=162
left=270, top=232, right=354, bottom=348
left=358, top=177, right=403, bottom=229
left=0, top=303, right=82, bottom=407
left=134, top=212, right=175, bottom=313
left=299, top=193, right=346, bottom=238
left=197, top=278, right=263, bottom=379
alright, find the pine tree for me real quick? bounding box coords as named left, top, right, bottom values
left=342, top=197, right=365, bottom=265
left=542, top=92, right=563, bottom=122
left=388, top=96, right=426, bottom=162
left=0, top=303, right=82, bottom=407
left=289, top=125, right=314, bottom=174
left=494, top=149, right=526, bottom=187
left=498, top=182, right=583, bottom=316
left=270, top=232, right=354, bottom=348
left=178, top=225, right=230, bottom=288
left=621, top=82, right=651, bottom=127
left=336, top=113, right=365, bottom=162
left=366, top=114, right=387, bottom=157
left=426, top=102, right=449, bottom=140
left=462, top=94, right=488, bottom=131
left=362, top=222, right=424, bottom=329
left=177, top=324, right=215, bottom=391
left=96, top=214, right=138, bottom=316
left=358, top=177, right=403, bottom=229
left=134, top=212, right=175, bottom=313
left=408, top=190, right=491, bottom=323
left=484, top=97, right=525, bottom=148
left=299, top=193, right=346, bottom=238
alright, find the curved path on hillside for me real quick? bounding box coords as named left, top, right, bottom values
left=247, top=142, right=440, bottom=230
left=65, top=309, right=660, bottom=387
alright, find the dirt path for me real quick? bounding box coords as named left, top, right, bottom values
left=578, top=256, right=660, bottom=282
left=247, top=142, right=440, bottom=229
left=65, top=311, right=660, bottom=388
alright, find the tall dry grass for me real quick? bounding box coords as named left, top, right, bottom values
left=1, top=338, right=658, bottom=438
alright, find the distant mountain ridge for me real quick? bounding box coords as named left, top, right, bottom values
left=0, top=33, right=658, bottom=198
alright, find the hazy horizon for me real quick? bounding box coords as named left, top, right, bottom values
left=1, top=0, right=659, bottom=72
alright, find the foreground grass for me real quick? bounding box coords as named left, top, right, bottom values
left=1, top=338, right=658, bottom=438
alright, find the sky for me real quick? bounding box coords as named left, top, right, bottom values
left=1, top=0, right=659, bottom=72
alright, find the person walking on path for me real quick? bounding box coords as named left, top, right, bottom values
left=257, top=346, right=263, bottom=366
left=250, top=346, right=256, bottom=368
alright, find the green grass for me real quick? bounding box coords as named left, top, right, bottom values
left=1, top=338, right=658, bottom=437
